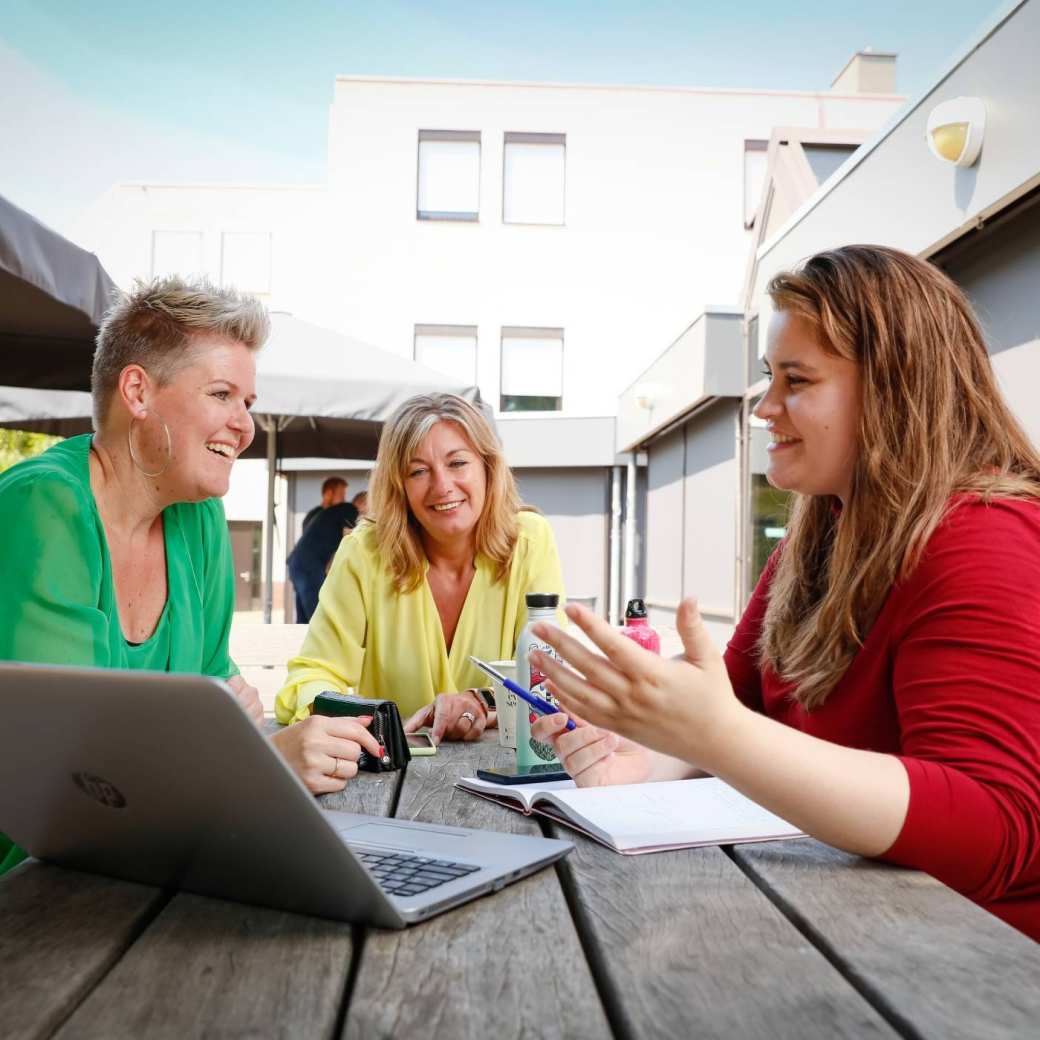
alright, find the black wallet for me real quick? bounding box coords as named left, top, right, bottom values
left=310, top=692, right=411, bottom=772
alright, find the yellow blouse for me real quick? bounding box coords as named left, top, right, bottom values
left=276, top=511, right=566, bottom=722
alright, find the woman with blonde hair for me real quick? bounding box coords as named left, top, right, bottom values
left=276, top=393, right=565, bottom=768
left=530, top=245, right=1040, bottom=940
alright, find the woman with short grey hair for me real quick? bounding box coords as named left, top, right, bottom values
left=0, top=275, right=380, bottom=875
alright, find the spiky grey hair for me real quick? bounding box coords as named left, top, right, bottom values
left=91, top=274, right=269, bottom=428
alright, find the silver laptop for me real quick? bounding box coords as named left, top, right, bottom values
left=0, top=662, right=572, bottom=928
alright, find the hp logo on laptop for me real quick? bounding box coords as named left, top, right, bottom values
left=72, top=772, right=127, bottom=809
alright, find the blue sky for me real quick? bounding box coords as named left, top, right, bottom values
left=1, top=0, right=1002, bottom=235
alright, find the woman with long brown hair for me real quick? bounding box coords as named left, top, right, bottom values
left=529, top=245, right=1040, bottom=940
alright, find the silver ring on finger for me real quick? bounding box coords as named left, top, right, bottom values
left=459, top=711, right=476, bottom=725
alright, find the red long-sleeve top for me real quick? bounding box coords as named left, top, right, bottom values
left=725, top=497, right=1040, bottom=940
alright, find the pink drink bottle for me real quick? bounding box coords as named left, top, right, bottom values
left=620, top=598, right=661, bottom=654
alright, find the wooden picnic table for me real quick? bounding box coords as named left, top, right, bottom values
left=3, top=731, right=1039, bottom=1039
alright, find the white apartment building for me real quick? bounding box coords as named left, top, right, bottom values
left=72, top=57, right=903, bottom=620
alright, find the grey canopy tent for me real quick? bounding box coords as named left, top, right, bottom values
left=0, top=312, right=483, bottom=620
left=0, top=193, right=115, bottom=390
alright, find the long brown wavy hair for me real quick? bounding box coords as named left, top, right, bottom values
left=760, top=245, right=1040, bottom=709
left=369, top=393, right=522, bottom=592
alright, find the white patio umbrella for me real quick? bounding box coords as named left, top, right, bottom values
left=0, top=312, right=484, bottom=620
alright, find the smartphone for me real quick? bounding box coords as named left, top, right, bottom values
left=406, top=730, right=437, bottom=756
left=476, top=764, right=570, bottom=785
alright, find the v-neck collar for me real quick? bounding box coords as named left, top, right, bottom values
left=424, top=552, right=487, bottom=666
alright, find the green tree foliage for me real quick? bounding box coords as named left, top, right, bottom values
left=0, top=430, right=60, bottom=474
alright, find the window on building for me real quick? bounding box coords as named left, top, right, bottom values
left=220, top=232, right=272, bottom=295
left=503, top=132, right=566, bottom=225
left=749, top=472, right=791, bottom=594
left=500, top=327, right=563, bottom=412
left=743, top=140, right=769, bottom=229
left=151, top=230, right=204, bottom=278
left=414, top=325, right=478, bottom=385
left=744, top=405, right=792, bottom=599
left=417, top=130, right=481, bottom=221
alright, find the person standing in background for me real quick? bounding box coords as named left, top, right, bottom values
left=351, top=489, right=369, bottom=519
left=288, top=499, right=359, bottom=622
left=302, top=476, right=347, bottom=532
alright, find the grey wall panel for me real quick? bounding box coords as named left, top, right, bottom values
left=644, top=425, right=685, bottom=612
left=941, top=199, right=1040, bottom=358
left=647, top=604, right=677, bottom=631
left=940, top=198, right=1040, bottom=449
left=499, top=416, right=617, bottom=467
left=992, top=340, right=1040, bottom=449
left=514, top=468, right=610, bottom=614
left=683, top=403, right=738, bottom=620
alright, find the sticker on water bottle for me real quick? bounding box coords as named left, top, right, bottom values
left=527, top=643, right=560, bottom=761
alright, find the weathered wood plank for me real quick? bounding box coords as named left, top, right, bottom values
left=733, top=838, right=1040, bottom=1039
left=345, top=736, right=613, bottom=1040
left=53, top=892, right=356, bottom=1040
left=47, top=763, right=400, bottom=1040
left=0, top=861, right=167, bottom=1040
left=319, top=766, right=401, bottom=818
left=548, top=825, right=897, bottom=1040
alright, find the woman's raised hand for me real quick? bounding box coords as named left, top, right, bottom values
left=404, top=691, right=490, bottom=743
left=270, top=714, right=383, bottom=794
left=529, top=598, right=740, bottom=766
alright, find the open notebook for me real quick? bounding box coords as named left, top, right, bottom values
left=456, top=776, right=804, bottom=855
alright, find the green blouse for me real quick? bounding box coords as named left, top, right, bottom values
left=0, top=434, right=239, bottom=873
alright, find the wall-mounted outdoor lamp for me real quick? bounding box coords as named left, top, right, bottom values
left=633, top=383, right=662, bottom=411
left=926, top=96, right=986, bottom=167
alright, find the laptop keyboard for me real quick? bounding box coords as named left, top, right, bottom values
left=353, top=848, right=481, bottom=898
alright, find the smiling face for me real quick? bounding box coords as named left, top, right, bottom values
left=403, top=420, right=487, bottom=549
left=149, top=336, right=257, bottom=501
left=754, top=310, right=862, bottom=503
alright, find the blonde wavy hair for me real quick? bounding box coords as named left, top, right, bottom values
left=760, top=245, right=1040, bottom=710
left=369, top=393, right=522, bottom=592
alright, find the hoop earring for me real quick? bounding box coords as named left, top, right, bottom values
left=127, top=413, right=172, bottom=478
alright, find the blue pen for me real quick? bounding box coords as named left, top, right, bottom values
left=468, top=656, right=577, bottom=732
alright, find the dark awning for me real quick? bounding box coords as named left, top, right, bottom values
left=0, top=193, right=116, bottom=390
